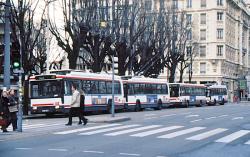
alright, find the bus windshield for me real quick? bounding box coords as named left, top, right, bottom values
left=30, top=80, right=63, bottom=98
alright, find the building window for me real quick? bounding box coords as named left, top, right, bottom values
left=200, top=13, right=206, bottom=25
left=187, top=46, right=192, bottom=57
left=217, top=0, right=223, bottom=6
left=187, top=29, right=192, bottom=40
left=200, top=29, right=206, bottom=40
left=186, top=14, right=192, bottom=25
left=201, top=0, right=206, bottom=8
left=217, top=45, right=223, bottom=56
left=217, top=12, right=223, bottom=21
left=173, top=0, right=178, bottom=9
left=200, top=63, right=206, bottom=74
left=187, top=0, right=192, bottom=8
left=200, top=46, right=206, bottom=57
left=217, top=28, right=223, bottom=39
left=145, top=0, right=152, bottom=11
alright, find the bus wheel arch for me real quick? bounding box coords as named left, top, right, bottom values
left=213, top=99, right=217, bottom=106
left=107, top=99, right=112, bottom=113
left=220, top=98, right=225, bottom=105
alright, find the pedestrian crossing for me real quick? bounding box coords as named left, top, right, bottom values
left=53, top=123, right=250, bottom=145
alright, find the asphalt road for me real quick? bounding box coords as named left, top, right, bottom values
left=1, top=102, right=250, bottom=157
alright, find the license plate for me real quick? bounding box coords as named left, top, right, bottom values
left=42, top=110, right=49, bottom=112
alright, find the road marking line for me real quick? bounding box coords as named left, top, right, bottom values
left=0, top=140, right=5, bottom=142
left=218, top=115, right=228, bottom=118
left=190, top=119, right=202, bottom=123
left=105, top=125, right=162, bottom=136
left=215, top=130, right=250, bottom=143
left=83, top=150, right=104, bottom=154
left=186, top=128, right=228, bottom=140
left=79, top=125, right=140, bottom=135
left=180, top=112, right=192, bottom=115
left=144, top=114, right=156, bottom=117
left=156, top=156, right=168, bottom=157
left=185, top=115, right=199, bottom=118
left=160, top=114, right=177, bottom=117
left=23, top=123, right=64, bottom=129
left=232, top=117, right=244, bottom=120
left=48, top=149, right=68, bottom=152
left=119, top=153, right=141, bottom=156
left=54, top=124, right=121, bottom=135
left=144, top=117, right=158, bottom=120
left=130, top=126, right=184, bottom=137
left=16, top=148, right=32, bottom=150
left=205, top=117, right=216, bottom=120
left=158, top=127, right=206, bottom=139
left=245, top=140, right=250, bottom=145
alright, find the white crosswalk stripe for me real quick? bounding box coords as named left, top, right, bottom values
left=104, top=125, right=162, bottom=136
left=54, top=124, right=122, bottom=135
left=215, top=130, right=250, bottom=143
left=79, top=124, right=141, bottom=135
left=186, top=128, right=228, bottom=141
left=23, top=123, right=63, bottom=129
left=245, top=140, right=250, bottom=145
left=130, top=126, right=184, bottom=137
left=157, top=127, right=206, bottom=139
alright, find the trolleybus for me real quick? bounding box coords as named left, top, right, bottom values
left=29, top=71, right=125, bottom=115
left=169, top=83, right=207, bottom=107
left=122, top=76, right=170, bottom=111
left=206, top=84, right=227, bottom=105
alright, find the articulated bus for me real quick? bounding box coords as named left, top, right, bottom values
left=206, top=84, right=227, bottom=105
left=122, top=77, right=170, bottom=111
left=29, top=71, right=125, bottom=115
left=169, top=83, right=207, bottom=107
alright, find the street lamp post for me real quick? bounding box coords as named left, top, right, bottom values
left=111, top=44, right=115, bottom=117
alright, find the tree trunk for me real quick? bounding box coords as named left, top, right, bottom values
left=169, top=64, right=177, bottom=83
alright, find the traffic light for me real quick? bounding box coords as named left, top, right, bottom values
left=11, top=50, right=21, bottom=72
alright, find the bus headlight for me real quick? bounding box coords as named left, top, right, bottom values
left=33, top=106, right=37, bottom=110
left=55, top=106, right=60, bottom=109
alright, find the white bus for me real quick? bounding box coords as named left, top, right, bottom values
left=29, top=71, right=125, bottom=115
left=122, top=77, right=170, bottom=111
left=169, top=83, right=207, bottom=107
left=206, top=84, right=228, bottom=105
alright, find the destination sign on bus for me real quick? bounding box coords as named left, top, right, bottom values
left=35, top=75, right=56, bottom=80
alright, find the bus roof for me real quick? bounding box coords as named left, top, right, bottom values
left=169, top=83, right=206, bottom=88
left=30, top=71, right=122, bottom=81
left=207, top=84, right=227, bottom=89
left=123, top=76, right=168, bottom=84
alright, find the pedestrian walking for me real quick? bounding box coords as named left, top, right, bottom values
left=65, top=84, right=82, bottom=126
left=79, top=89, right=88, bottom=125
left=8, top=89, right=18, bottom=131
left=0, top=90, right=11, bottom=132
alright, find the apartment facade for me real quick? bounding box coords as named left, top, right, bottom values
left=153, top=0, right=250, bottom=101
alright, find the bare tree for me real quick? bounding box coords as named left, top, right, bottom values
left=10, top=0, right=48, bottom=74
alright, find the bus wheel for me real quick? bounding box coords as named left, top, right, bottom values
left=124, top=103, right=129, bottom=111
left=156, top=100, right=162, bottom=110
left=197, top=100, right=203, bottom=107
left=107, top=100, right=112, bottom=114
left=185, top=101, right=189, bottom=108
left=213, top=99, right=217, bottom=106
left=220, top=99, right=225, bottom=105
left=135, top=100, right=141, bottom=112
